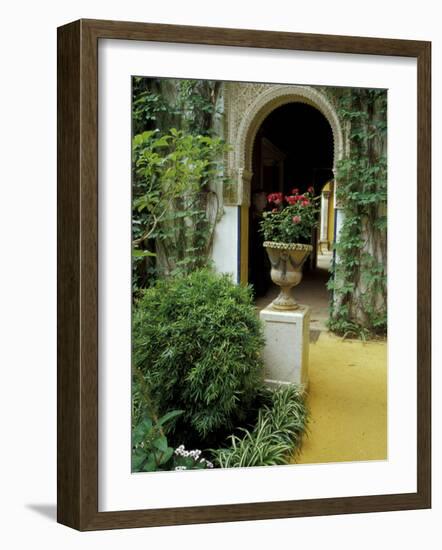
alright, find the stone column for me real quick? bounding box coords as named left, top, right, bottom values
left=320, top=190, right=330, bottom=243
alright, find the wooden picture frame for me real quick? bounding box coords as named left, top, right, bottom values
left=57, top=19, right=431, bottom=531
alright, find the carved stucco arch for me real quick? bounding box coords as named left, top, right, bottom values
left=228, top=85, right=344, bottom=207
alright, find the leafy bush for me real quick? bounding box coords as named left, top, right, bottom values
left=133, top=269, right=265, bottom=443
left=132, top=368, right=214, bottom=472
left=132, top=408, right=184, bottom=472
left=132, top=414, right=215, bottom=472
left=132, top=128, right=228, bottom=293
left=211, top=385, right=308, bottom=468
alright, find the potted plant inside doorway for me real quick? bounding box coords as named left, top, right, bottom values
left=259, top=187, right=319, bottom=310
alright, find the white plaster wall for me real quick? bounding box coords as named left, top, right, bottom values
left=211, top=205, right=239, bottom=281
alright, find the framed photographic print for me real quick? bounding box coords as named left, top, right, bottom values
left=57, top=19, right=431, bottom=530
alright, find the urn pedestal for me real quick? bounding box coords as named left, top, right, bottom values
left=259, top=304, right=310, bottom=389
left=261, top=241, right=312, bottom=389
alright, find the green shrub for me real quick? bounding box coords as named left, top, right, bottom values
left=131, top=127, right=229, bottom=293
left=133, top=269, right=265, bottom=443
left=132, top=408, right=184, bottom=472
left=211, top=385, right=308, bottom=468
left=132, top=368, right=214, bottom=472
left=132, top=412, right=214, bottom=472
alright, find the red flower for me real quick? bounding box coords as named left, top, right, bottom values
left=301, top=200, right=310, bottom=207
left=267, top=192, right=283, bottom=205
left=285, top=195, right=297, bottom=205
left=291, top=188, right=299, bottom=195
left=292, top=215, right=301, bottom=224
left=272, top=208, right=278, bottom=213
left=307, top=186, right=315, bottom=194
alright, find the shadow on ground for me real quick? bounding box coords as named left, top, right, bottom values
left=26, top=503, right=57, bottom=521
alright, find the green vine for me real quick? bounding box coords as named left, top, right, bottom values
left=326, top=88, right=388, bottom=337
left=132, top=78, right=226, bottom=293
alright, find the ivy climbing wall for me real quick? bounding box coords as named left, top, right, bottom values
left=131, top=77, right=227, bottom=294
left=324, top=88, right=388, bottom=336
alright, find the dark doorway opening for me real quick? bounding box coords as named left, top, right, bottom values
left=248, top=102, right=334, bottom=316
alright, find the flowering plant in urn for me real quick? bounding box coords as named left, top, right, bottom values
left=259, top=187, right=319, bottom=310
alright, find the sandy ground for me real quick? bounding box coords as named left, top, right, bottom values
left=294, top=331, right=387, bottom=464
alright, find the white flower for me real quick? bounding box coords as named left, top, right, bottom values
left=174, top=444, right=187, bottom=456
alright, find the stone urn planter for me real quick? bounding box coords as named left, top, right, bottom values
left=263, top=241, right=313, bottom=310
